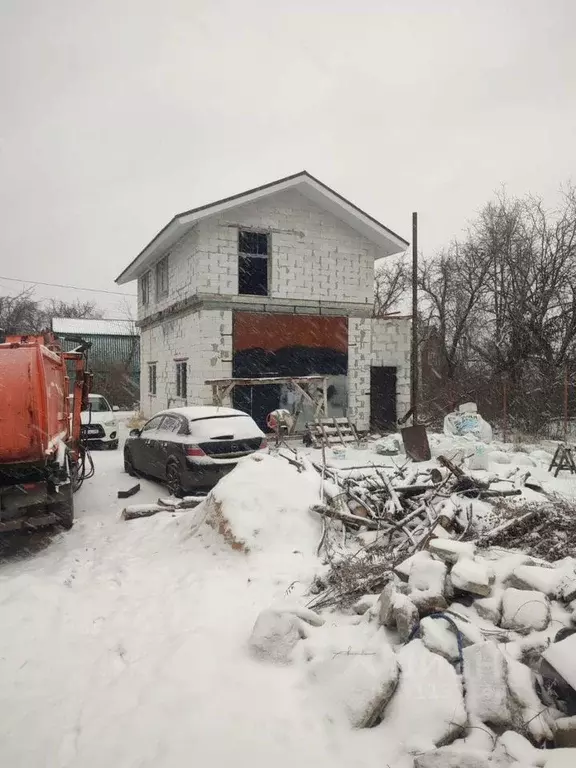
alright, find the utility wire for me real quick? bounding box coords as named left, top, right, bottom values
left=0, top=274, right=135, bottom=297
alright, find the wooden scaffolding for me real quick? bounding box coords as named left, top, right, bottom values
left=205, top=375, right=329, bottom=429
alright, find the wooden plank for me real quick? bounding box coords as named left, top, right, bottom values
left=205, top=376, right=327, bottom=386
left=292, top=381, right=315, bottom=406
left=349, top=420, right=361, bottom=446
left=117, top=483, right=141, bottom=499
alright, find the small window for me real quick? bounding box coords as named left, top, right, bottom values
left=175, top=361, right=187, bottom=399
left=156, top=255, right=169, bottom=299
left=142, top=415, right=163, bottom=432
left=238, top=230, right=269, bottom=296
left=140, top=272, right=150, bottom=305
left=148, top=363, right=157, bottom=395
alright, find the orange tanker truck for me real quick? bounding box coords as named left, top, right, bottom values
left=0, top=332, right=92, bottom=532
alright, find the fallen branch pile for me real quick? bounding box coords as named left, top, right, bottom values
left=478, top=494, right=576, bottom=560
left=277, top=449, right=539, bottom=610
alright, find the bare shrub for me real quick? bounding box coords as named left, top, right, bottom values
left=477, top=494, right=576, bottom=560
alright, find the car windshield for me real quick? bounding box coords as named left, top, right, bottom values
left=87, top=396, right=111, bottom=412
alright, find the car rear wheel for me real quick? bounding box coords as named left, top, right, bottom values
left=108, top=440, right=119, bottom=450
left=124, top=449, right=136, bottom=476
left=166, top=461, right=184, bottom=498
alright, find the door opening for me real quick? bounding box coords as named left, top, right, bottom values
left=370, top=366, right=397, bottom=432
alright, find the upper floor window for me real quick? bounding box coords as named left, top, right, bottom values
left=238, top=230, right=269, bottom=296
left=156, top=255, right=169, bottom=300
left=140, top=271, right=150, bottom=306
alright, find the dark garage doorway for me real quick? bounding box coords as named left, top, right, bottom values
left=370, top=366, right=397, bottom=432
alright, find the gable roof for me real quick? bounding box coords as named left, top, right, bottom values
left=52, top=317, right=138, bottom=337
left=115, top=171, right=409, bottom=285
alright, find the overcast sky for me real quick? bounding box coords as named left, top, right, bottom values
left=1, top=0, right=574, bottom=316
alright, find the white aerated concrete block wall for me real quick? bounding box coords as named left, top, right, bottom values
left=204, top=188, right=378, bottom=304
left=348, top=318, right=373, bottom=431
left=137, top=228, right=199, bottom=322
left=137, top=188, right=383, bottom=322
left=140, top=310, right=232, bottom=417
left=371, top=318, right=412, bottom=420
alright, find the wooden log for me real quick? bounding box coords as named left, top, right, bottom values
left=157, top=497, right=179, bottom=508
left=476, top=507, right=542, bottom=544
left=122, top=504, right=164, bottom=521
left=178, top=497, right=205, bottom=509
left=375, top=467, right=403, bottom=513
left=158, top=496, right=205, bottom=509
left=437, top=454, right=465, bottom=478
left=310, top=503, right=382, bottom=530
left=478, top=488, right=522, bottom=499
left=394, top=484, right=438, bottom=497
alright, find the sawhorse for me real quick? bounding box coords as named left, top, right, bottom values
left=548, top=444, right=576, bottom=477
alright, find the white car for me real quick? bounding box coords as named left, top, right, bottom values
left=70, top=393, right=120, bottom=450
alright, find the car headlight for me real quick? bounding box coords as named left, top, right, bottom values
left=104, top=420, right=116, bottom=426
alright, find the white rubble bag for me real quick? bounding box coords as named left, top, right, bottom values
left=467, top=444, right=489, bottom=471
left=443, top=403, right=493, bottom=443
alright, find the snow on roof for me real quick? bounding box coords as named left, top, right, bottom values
left=52, top=318, right=138, bottom=336
left=158, top=406, right=248, bottom=421
left=116, top=171, right=409, bottom=284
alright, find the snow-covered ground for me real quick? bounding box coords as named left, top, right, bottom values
left=2, top=419, right=576, bottom=768
left=0, top=420, right=386, bottom=768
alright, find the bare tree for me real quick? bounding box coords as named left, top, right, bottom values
left=418, top=240, right=494, bottom=405
left=374, top=255, right=409, bottom=316
left=0, top=289, right=42, bottom=334
left=0, top=290, right=103, bottom=335
left=39, top=299, right=103, bottom=326
left=418, top=184, right=576, bottom=432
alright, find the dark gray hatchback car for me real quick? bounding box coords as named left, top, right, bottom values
left=123, top=406, right=267, bottom=495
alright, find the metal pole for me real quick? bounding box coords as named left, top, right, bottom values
left=410, top=212, right=419, bottom=423
left=564, top=365, right=569, bottom=442
left=502, top=376, right=508, bottom=444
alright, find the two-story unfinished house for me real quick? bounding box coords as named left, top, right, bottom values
left=115, top=172, right=411, bottom=432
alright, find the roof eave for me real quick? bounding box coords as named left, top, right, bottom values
left=115, top=171, right=409, bottom=285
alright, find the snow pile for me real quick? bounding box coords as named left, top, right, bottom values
left=380, top=639, right=467, bottom=753
left=306, top=625, right=399, bottom=728
left=543, top=632, right=576, bottom=692
left=251, top=525, right=576, bottom=764
left=463, top=641, right=513, bottom=725
left=501, top=587, right=551, bottom=632
left=197, top=454, right=322, bottom=554
left=249, top=606, right=324, bottom=664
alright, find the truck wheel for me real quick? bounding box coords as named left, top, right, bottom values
left=50, top=483, right=74, bottom=530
